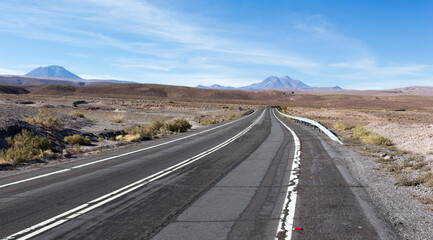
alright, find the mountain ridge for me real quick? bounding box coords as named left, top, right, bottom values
left=25, top=65, right=81, bottom=79
left=196, top=75, right=340, bottom=91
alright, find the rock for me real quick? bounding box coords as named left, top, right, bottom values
left=63, top=149, right=71, bottom=158
left=384, top=155, right=393, bottom=160
left=73, top=100, right=87, bottom=108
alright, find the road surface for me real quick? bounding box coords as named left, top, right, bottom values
left=0, top=108, right=397, bottom=239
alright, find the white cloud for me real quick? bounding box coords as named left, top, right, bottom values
left=119, top=64, right=171, bottom=71
left=137, top=72, right=257, bottom=87
left=330, top=59, right=431, bottom=77
left=0, top=0, right=320, bottom=70
left=343, top=78, right=433, bottom=90
left=79, top=74, right=118, bottom=80
left=0, top=1, right=431, bottom=89
left=0, top=67, right=26, bottom=75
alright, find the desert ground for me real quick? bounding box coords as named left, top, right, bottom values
left=0, top=83, right=432, bottom=238
left=0, top=91, right=255, bottom=169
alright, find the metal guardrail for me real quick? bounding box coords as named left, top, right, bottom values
left=276, top=109, right=343, bottom=145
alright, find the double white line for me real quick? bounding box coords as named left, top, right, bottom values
left=5, top=110, right=266, bottom=240
left=0, top=110, right=256, bottom=190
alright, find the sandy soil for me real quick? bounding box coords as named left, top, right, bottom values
left=284, top=107, right=433, bottom=156
left=0, top=94, right=250, bottom=169
left=366, top=122, right=433, bottom=157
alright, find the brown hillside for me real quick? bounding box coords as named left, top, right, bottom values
left=291, top=94, right=433, bottom=111
left=30, top=84, right=291, bottom=105
left=27, top=83, right=433, bottom=110
left=0, top=85, right=29, bottom=94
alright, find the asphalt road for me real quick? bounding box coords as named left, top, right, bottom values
left=0, top=108, right=397, bottom=240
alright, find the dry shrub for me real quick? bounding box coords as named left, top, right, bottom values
left=118, top=119, right=191, bottom=142
left=64, top=135, right=91, bottom=145
left=24, top=109, right=63, bottom=130
left=395, top=177, right=423, bottom=187
left=200, top=118, right=224, bottom=126
left=334, top=122, right=354, bottom=131
left=396, top=173, right=433, bottom=187
left=124, top=123, right=158, bottom=140
left=0, top=129, right=51, bottom=164
left=384, top=163, right=403, bottom=174
left=421, top=173, right=433, bottom=187
left=416, top=196, right=433, bottom=204
left=70, top=111, right=85, bottom=118
left=165, top=118, right=191, bottom=133
left=352, top=126, right=392, bottom=146
left=110, top=113, right=125, bottom=123
left=116, top=134, right=141, bottom=142
left=227, top=113, right=238, bottom=121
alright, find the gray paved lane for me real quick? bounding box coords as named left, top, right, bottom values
left=0, top=110, right=266, bottom=239
left=152, top=110, right=295, bottom=240
left=275, top=112, right=398, bottom=240
left=0, top=108, right=398, bottom=240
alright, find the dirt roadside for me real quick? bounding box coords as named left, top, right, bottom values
left=282, top=106, right=433, bottom=239
left=0, top=94, right=254, bottom=171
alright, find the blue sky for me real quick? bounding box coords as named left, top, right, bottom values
left=0, top=0, right=432, bottom=89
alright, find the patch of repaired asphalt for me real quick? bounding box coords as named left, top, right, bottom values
left=152, top=112, right=285, bottom=240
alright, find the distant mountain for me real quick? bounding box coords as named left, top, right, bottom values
left=240, top=75, right=310, bottom=90
left=0, top=75, right=137, bottom=86
left=25, top=65, right=81, bottom=79
left=197, top=75, right=316, bottom=91
left=196, top=84, right=236, bottom=90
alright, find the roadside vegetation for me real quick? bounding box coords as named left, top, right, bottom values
left=352, top=126, right=392, bottom=146
left=110, top=113, right=125, bottom=123
left=23, top=109, right=63, bottom=130
left=64, top=135, right=91, bottom=146
left=332, top=121, right=432, bottom=209
left=333, top=122, right=354, bottom=131
left=332, top=122, right=392, bottom=146
left=0, top=129, right=51, bottom=165
left=69, top=111, right=85, bottom=118
left=199, top=110, right=253, bottom=126
left=116, top=118, right=192, bottom=142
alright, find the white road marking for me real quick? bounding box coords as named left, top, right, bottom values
left=4, top=110, right=266, bottom=240
left=273, top=109, right=301, bottom=240
left=0, top=110, right=256, bottom=190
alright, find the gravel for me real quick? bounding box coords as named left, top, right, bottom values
left=332, top=141, right=433, bottom=240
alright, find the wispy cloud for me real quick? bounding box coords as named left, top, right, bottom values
left=0, top=0, right=319, bottom=70
left=0, top=0, right=431, bottom=89
left=330, top=59, right=431, bottom=77
left=119, top=64, right=171, bottom=72
left=0, top=68, right=26, bottom=75
left=79, top=74, right=119, bottom=80
left=139, top=72, right=257, bottom=87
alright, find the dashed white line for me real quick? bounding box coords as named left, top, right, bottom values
left=0, top=110, right=256, bottom=190
left=4, top=110, right=266, bottom=240
left=273, top=109, right=301, bottom=240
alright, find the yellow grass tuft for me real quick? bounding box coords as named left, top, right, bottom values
left=24, top=109, right=63, bottom=130
left=333, top=122, right=354, bottom=131
left=115, top=134, right=141, bottom=142
left=352, top=126, right=392, bottom=146
left=69, top=111, right=85, bottom=118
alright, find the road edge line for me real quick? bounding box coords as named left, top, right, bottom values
left=273, top=109, right=301, bottom=240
